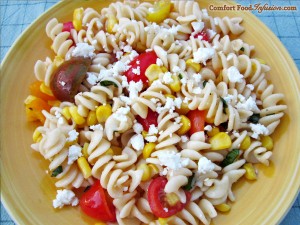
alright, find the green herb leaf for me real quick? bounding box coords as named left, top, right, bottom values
left=220, top=149, right=240, bottom=167
left=203, top=80, right=208, bottom=87
left=183, top=173, right=195, bottom=191
left=247, top=113, right=260, bottom=124
left=51, top=166, right=63, bottom=177
left=220, top=97, right=228, bottom=114
left=100, top=80, right=118, bottom=87
left=178, top=73, right=183, bottom=79
left=240, top=47, right=245, bottom=52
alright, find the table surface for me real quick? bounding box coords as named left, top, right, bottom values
left=0, top=0, right=299, bottom=225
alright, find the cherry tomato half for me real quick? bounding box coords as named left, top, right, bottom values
left=187, top=110, right=207, bottom=135
left=194, top=29, right=210, bottom=42
left=124, top=51, right=158, bottom=84
left=136, top=109, right=158, bottom=132
left=80, top=180, right=116, bottom=222
left=62, top=21, right=74, bottom=33
left=148, top=176, right=191, bottom=218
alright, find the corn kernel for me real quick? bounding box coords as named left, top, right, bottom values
left=209, top=132, right=232, bottom=150
left=177, top=115, right=191, bottom=135
left=73, top=8, right=84, bottom=31
left=165, top=193, right=180, bottom=206
left=82, top=143, right=89, bottom=158
left=176, top=102, right=190, bottom=115
left=106, top=14, right=118, bottom=34
left=240, top=135, right=251, bottom=150
left=168, top=75, right=181, bottom=92
left=69, top=106, right=85, bottom=125
left=161, top=66, right=168, bottom=72
left=243, top=163, right=257, bottom=180
left=215, top=71, right=223, bottom=84
left=96, top=104, right=112, bottom=123
left=137, top=163, right=151, bottom=181
left=165, top=94, right=175, bottom=99
left=40, top=82, right=54, bottom=96
left=61, top=107, right=71, bottom=120
left=87, top=111, right=97, bottom=126
left=158, top=217, right=169, bottom=225
left=186, top=59, right=201, bottom=72
left=53, top=56, right=64, bottom=67
left=260, top=135, right=273, bottom=151
left=148, top=163, right=159, bottom=176
left=207, top=127, right=220, bottom=137
left=77, top=157, right=92, bottom=179
left=33, top=128, right=42, bottom=143
left=143, top=143, right=156, bottom=159
left=256, top=58, right=267, bottom=65
left=111, top=146, right=122, bottom=155
left=105, top=148, right=114, bottom=156
left=215, top=203, right=231, bottom=212
left=145, top=64, right=162, bottom=84
left=142, top=131, right=148, bottom=138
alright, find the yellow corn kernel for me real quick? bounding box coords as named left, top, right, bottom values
left=261, top=135, right=273, bottom=151
left=161, top=66, right=168, bottom=73
left=105, top=148, right=114, bottom=156
left=69, top=106, right=85, bottom=125
left=207, top=127, right=220, bottom=137
left=158, top=217, right=170, bottom=225
left=61, top=107, right=71, bottom=120
left=165, top=192, right=180, bottom=206
left=145, top=64, right=162, bottom=84
left=146, top=0, right=172, bottom=23
left=177, top=115, right=191, bottom=135
left=148, top=163, right=159, bottom=175
left=87, top=111, right=97, bottom=126
left=96, top=104, right=112, bottom=123
left=215, top=71, right=223, bottom=84
left=143, top=142, right=156, bottom=159
left=215, top=203, right=231, bottom=212
left=240, top=135, right=251, bottom=150
left=186, top=59, right=201, bottom=72
left=106, top=14, right=118, bottom=34
left=165, top=94, right=175, bottom=99
left=53, top=56, right=64, bottom=67
left=77, top=157, right=92, bottom=179
left=111, top=146, right=122, bottom=155
left=73, top=8, right=84, bottom=31
left=243, top=163, right=257, bottom=180
left=40, top=82, right=54, bottom=96
left=95, top=222, right=106, bottom=225
left=82, top=143, right=89, bottom=159
left=48, top=100, right=61, bottom=107
left=176, top=102, right=190, bottom=115
left=137, top=163, right=151, bottom=181
left=209, top=132, right=232, bottom=150
left=33, top=128, right=42, bottom=143
left=256, top=58, right=267, bottom=65
left=169, top=75, right=181, bottom=92
left=142, top=130, right=148, bottom=138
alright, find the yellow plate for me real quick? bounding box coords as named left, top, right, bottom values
left=1, top=1, right=299, bottom=225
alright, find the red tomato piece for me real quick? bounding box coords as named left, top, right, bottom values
left=136, top=110, right=158, bottom=132
left=194, top=29, right=210, bottom=42
left=124, top=51, right=158, bottom=84
left=148, top=177, right=191, bottom=218
left=187, top=110, right=207, bottom=135
left=62, top=21, right=74, bottom=33
left=80, top=180, right=116, bottom=222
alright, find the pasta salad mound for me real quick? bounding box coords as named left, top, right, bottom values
left=24, top=0, right=287, bottom=224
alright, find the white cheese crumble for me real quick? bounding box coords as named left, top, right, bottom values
left=131, top=134, right=144, bottom=151
left=198, top=157, right=214, bottom=174
left=145, top=135, right=157, bottom=143
left=193, top=48, right=215, bottom=65
left=191, top=21, right=205, bottom=35
left=162, top=72, right=173, bottom=84
left=113, top=106, right=130, bottom=122
left=72, top=43, right=95, bottom=58
left=156, top=58, right=163, bottom=66
left=246, top=84, right=254, bottom=90
left=223, top=94, right=235, bottom=104
left=249, top=123, right=269, bottom=139
left=226, top=66, right=244, bottom=83
left=132, top=66, right=141, bottom=75
left=206, top=29, right=216, bottom=39
left=148, top=125, right=158, bottom=135
left=68, top=145, right=82, bottom=165
left=157, top=151, right=189, bottom=171
left=66, top=129, right=79, bottom=142
left=204, top=125, right=212, bottom=132
left=128, top=81, right=143, bottom=99
left=133, top=123, right=143, bottom=134
left=236, top=96, right=260, bottom=113
left=86, top=72, right=98, bottom=85
left=181, top=135, right=189, bottom=143
left=90, top=124, right=103, bottom=131
left=53, top=189, right=79, bottom=209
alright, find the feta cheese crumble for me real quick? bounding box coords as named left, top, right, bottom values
left=157, top=151, right=189, bottom=170
left=66, top=129, right=79, bottom=142
left=249, top=123, right=269, bottom=139
left=133, top=123, right=143, bottom=134
left=226, top=66, right=244, bottom=83
left=131, top=134, right=144, bottom=151
left=72, top=43, right=95, bottom=58
left=198, top=157, right=214, bottom=174
left=53, top=189, right=79, bottom=208
left=68, top=145, right=82, bottom=165
left=236, top=96, right=260, bottom=113
left=193, top=48, right=215, bottom=65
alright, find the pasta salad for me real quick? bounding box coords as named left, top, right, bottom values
left=24, top=0, right=287, bottom=224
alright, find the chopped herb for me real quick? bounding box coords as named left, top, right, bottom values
left=178, top=73, right=183, bottom=79
left=84, top=185, right=91, bottom=192
left=240, top=47, right=245, bottom=52
left=100, top=80, right=118, bottom=87
left=203, top=80, right=208, bottom=87
left=183, top=173, right=195, bottom=191
left=220, top=149, right=240, bottom=167
left=220, top=97, right=228, bottom=114
left=247, top=113, right=260, bottom=124
left=51, top=166, right=63, bottom=177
